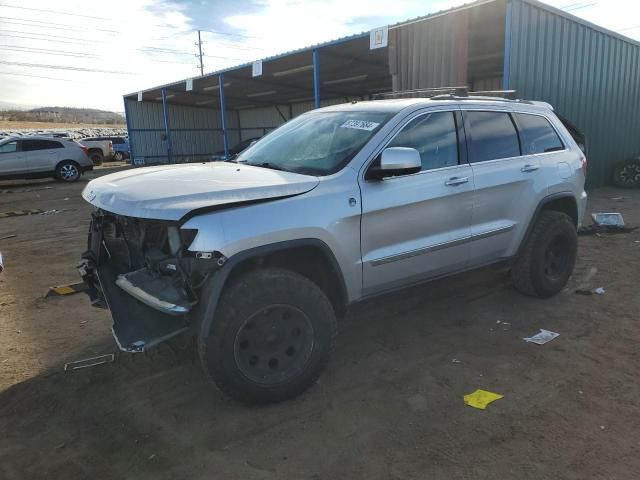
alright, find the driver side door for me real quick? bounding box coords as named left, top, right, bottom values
left=359, top=109, right=474, bottom=296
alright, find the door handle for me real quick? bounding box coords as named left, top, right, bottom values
left=521, top=164, right=539, bottom=172
left=445, top=176, right=469, bottom=186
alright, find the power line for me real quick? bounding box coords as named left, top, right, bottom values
left=0, top=45, right=99, bottom=59
left=0, top=70, right=87, bottom=82
left=0, top=3, right=110, bottom=21
left=0, top=15, right=95, bottom=30
left=0, top=60, right=135, bottom=75
left=0, top=28, right=102, bottom=43
left=0, top=17, right=119, bottom=34
left=0, top=32, right=93, bottom=45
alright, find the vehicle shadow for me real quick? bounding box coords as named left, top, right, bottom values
left=0, top=266, right=531, bottom=480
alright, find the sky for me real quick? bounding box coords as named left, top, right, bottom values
left=1, top=0, right=639, bottom=112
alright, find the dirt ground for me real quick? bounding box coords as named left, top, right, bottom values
left=0, top=169, right=639, bottom=480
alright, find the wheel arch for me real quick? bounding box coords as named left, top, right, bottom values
left=518, top=193, right=578, bottom=256
left=193, top=239, right=349, bottom=347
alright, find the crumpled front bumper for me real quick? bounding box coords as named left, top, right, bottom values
left=78, top=214, right=192, bottom=353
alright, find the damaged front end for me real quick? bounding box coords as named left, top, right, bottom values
left=78, top=210, right=223, bottom=352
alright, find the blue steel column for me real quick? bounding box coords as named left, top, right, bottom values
left=123, top=97, right=136, bottom=164
left=502, top=0, right=513, bottom=91
left=218, top=73, right=229, bottom=159
left=161, top=88, right=173, bottom=164
left=313, top=49, right=320, bottom=109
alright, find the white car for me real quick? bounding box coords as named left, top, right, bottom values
left=0, top=136, right=94, bottom=182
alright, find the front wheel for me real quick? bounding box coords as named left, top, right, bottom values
left=113, top=151, right=124, bottom=161
left=55, top=161, right=80, bottom=182
left=199, top=268, right=337, bottom=404
left=511, top=211, right=577, bottom=298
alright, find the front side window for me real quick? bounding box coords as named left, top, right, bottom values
left=0, top=141, right=18, bottom=154
left=466, top=111, right=521, bottom=163
left=388, top=111, right=458, bottom=171
left=236, top=111, right=391, bottom=176
left=514, top=113, right=564, bottom=154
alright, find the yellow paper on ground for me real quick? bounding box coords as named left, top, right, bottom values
left=464, top=389, right=503, bottom=410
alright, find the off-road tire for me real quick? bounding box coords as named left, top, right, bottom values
left=612, top=159, right=640, bottom=188
left=200, top=268, right=337, bottom=404
left=89, top=150, right=104, bottom=166
left=55, top=160, right=81, bottom=182
left=113, top=151, right=124, bottom=162
left=511, top=211, right=577, bottom=298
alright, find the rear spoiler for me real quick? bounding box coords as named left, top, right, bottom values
left=556, top=113, right=587, bottom=155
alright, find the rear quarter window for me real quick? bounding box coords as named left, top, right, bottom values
left=465, top=111, right=521, bottom=163
left=513, top=113, right=564, bottom=154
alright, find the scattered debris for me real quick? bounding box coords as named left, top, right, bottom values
left=464, top=389, right=503, bottom=410
left=594, top=287, right=605, bottom=295
left=0, top=209, right=43, bottom=219
left=575, top=289, right=593, bottom=296
left=611, top=196, right=623, bottom=201
left=452, top=358, right=462, bottom=364
left=592, top=212, right=625, bottom=227
left=45, top=282, right=89, bottom=298
left=523, top=329, right=560, bottom=345
left=0, top=251, right=3, bottom=273
left=0, top=234, right=16, bottom=240
left=64, top=353, right=115, bottom=371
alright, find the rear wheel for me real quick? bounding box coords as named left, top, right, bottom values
left=55, top=161, right=80, bottom=182
left=89, top=150, right=103, bottom=166
left=113, top=151, right=124, bottom=161
left=199, top=268, right=337, bottom=404
left=512, top=211, right=577, bottom=298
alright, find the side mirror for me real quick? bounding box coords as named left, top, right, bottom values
left=366, top=147, right=421, bottom=180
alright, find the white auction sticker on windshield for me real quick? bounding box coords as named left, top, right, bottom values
left=340, top=119, right=380, bottom=131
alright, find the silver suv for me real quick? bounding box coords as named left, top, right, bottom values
left=78, top=97, right=587, bottom=403
left=0, top=136, right=94, bottom=182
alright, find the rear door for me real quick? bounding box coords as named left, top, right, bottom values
left=0, top=141, right=24, bottom=175
left=360, top=109, right=474, bottom=295
left=463, top=109, right=548, bottom=265
left=20, top=139, right=63, bottom=172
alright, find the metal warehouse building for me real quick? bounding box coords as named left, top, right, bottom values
left=125, top=0, right=640, bottom=187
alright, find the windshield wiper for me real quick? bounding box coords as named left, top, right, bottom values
left=248, top=162, right=287, bottom=172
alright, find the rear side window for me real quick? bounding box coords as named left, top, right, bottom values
left=465, top=111, right=520, bottom=163
left=514, top=113, right=564, bottom=154
left=388, top=111, right=458, bottom=170
left=21, top=140, right=64, bottom=151
left=0, top=141, right=18, bottom=154
left=110, top=137, right=125, bottom=144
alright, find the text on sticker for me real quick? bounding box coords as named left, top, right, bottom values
left=340, top=120, right=380, bottom=131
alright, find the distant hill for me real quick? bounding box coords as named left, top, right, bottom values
left=0, top=107, right=125, bottom=125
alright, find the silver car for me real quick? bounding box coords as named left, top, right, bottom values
left=78, top=96, right=587, bottom=403
left=0, top=136, right=93, bottom=182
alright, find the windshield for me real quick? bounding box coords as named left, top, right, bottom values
left=236, top=111, right=391, bottom=175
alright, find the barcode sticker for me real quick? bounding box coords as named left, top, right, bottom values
left=340, top=120, right=380, bottom=131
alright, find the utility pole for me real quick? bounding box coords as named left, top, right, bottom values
left=196, top=30, right=204, bottom=76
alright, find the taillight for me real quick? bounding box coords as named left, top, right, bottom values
left=581, top=156, right=587, bottom=177
left=81, top=146, right=89, bottom=156
left=109, top=141, right=113, bottom=150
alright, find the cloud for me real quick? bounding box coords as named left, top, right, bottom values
left=1, top=0, right=638, bottom=111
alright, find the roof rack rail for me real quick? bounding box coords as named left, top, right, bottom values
left=374, top=87, right=521, bottom=101
left=373, top=86, right=469, bottom=100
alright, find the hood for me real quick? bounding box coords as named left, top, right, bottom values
left=82, top=162, right=319, bottom=221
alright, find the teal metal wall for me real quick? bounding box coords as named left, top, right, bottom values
left=506, top=0, right=640, bottom=188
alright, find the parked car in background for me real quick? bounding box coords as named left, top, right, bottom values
left=78, top=97, right=587, bottom=404
left=0, top=136, right=93, bottom=182
left=82, top=136, right=129, bottom=161
left=211, top=136, right=261, bottom=161
left=79, top=137, right=114, bottom=165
